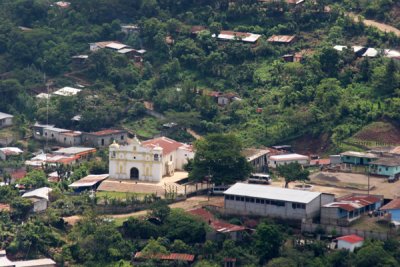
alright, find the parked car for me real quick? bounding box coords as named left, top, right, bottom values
left=248, top=173, right=271, bottom=184
left=388, top=175, right=399, bottom=183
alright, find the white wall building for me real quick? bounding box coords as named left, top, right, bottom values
left=224, top=183, right=334, bottom=220
left=109, top=136, right=194, bottom=182
left=268, top=153, right=309, bottom=168
left=0, top=112, right=13, bottom=128
left=22, top=187, right=53, bottom=213
left=0, top=147, right=23, bottom=160
left=336, top=235, right=364, bottom=252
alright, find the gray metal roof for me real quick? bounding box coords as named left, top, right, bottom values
left=0, top=112, right=13, bottom=120
left=224, top=183, right=321, bottom=204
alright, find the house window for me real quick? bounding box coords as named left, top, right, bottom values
left=101, top=139, right=105, bottom=146
left=292, top=203, right=306, bottom=209
left=121, top=135, right=124, bottom=140
left=154, top=154, right=159, bottom=161
left=170, top=155, right=173, bottom=161
left=45, top=132, right=47, bottom=136
left=51, top=133, right=54, bottom=138
left=111, top=151, right=116, bottom=158
left=64, top=137, right=66, bottom=142
left=386, top=167, right=389, bottom=171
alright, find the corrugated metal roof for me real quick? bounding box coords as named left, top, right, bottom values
left=13, top=258, right=56, bottom=267
left=69, top=174, right=109, bottom=188
left=340, top=151, right=378, bottom=159
left=54, top=146, right=96, bottom=155
left=269, top=153, right=308, bottom=161
left=224, top=183, right=321, bottom=204
left=380, top=198, right=400, bottom=210
left=22, top=187, right=52, bottom=201
left=267, top=35, right=296, bottom=43
left=0, top=112, right=13, bottom=120
left=134, top=252, right=195, bottom=262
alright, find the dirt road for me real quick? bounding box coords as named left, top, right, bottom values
left=349, top=13, right=400, bottom=37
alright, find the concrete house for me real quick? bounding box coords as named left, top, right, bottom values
left=380, top=198, right=400, bottom=226
left=268, top=153, right=309, bottom=168
left=336, top=235, right=364, bottom=252
left=217, top=93, right=241, bottom=106
left=321, top=194, right=383, bottom=226
left=22, top=187, right=52, bottom=213
left=0, top=112, right=13, bottom=128
left=0, top=147, right=23, bottom=160
left=212, top=31, right=261, bottom=44
left=369, top=157, right=400, bottom=178
left=223, top=183, right=334, bottom=220
left=340, top=151, right=378, bottom=166
left=82, top=129, right=128, bottom=147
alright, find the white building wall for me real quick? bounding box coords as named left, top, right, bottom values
left=337, top=240, right=363, bottom=252
left=109, top=143, right=163, bottom=182
left=176, top=148, right=194, bottom=170
left=32, top=199, right=48, bottom=212
left=0, top=117, right=13, bottom=128
left=0, top=151, right=6, bottom=160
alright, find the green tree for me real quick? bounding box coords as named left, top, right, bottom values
left=355, top=241, right=398, bottom=267
left=10, top=197, right=33, bottom=220
left=149, top=200, right=171, bottom=223
left=189, top=134, right=252, bottom=185
left=19, top=170, right=49, bottom=189
left=254, top=222, right=285, bottom=264
left=277, top=162, right=310, bottom=188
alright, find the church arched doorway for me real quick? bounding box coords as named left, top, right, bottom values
left=130, top=167, right=139, bottom=180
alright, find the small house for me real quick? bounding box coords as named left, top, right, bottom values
left=22, top=187, right=52, bottom=213
left=53, top=146, right=96, bottom=160
left=0, top=112, right=13, bottom=128
left=69, top=174, right=109, bottom=192
left=133, top=252, right=195, bottom=266
left=71, top=55, right=88, bottom=65
left=213, top=31, right=261, bottom=44
left=217, top=93, right=241, bottom=106
left=321, top=194, right=383, bottom=226
left=121, top=24, right=140, bottom=34
left=340, top=151, right=378, bottom=166
left=188, top=208, right=248, bottom=241
left=82, top=129, right=128, bottom=147
left=52, top=86, right=81, bottom=97
left=224, top=183, right=334, bottom=220
left=369, top=157, right=400, bottom=178
left=242, top=148, right=270, bottom=173
left=380, top=198, right=400, bottom=226
left=336, top=235, right=364, bottom=252
left=0, top=147, right=23, bottom=160
left=59, top=131, right=82, bottom=146
left=267, top=35, right=296, bottom=44
left=268, top=153, right=309, bottom=168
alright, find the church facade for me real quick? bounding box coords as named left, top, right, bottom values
left=109, top=136, right=194, bottom=182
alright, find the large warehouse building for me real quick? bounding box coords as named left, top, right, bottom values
left=224, top=183, right=334, bottom=220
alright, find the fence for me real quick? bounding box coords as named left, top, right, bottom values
left=301, top=222, right=390, bottom=241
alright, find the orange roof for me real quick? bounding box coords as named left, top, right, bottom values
left=336, top=234, right=364, bottom=244
left=142, top=137, right=192, bottom=155
left=134, top=252, right=195, bottom=262
left=337, top=194, right=382, bottom=206
left=381, top=198, right=400, bottom=210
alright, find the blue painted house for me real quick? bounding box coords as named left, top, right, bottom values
left=380, top=199, right=400, bottom=224
left=369, top=157, right=400, bottom=177
left=340, top=151, right=378, bottom=166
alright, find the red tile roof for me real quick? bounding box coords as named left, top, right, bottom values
left=188, top=208, right=246, bottom=233
left=336, top=234, right=364, bottom=244
left=380, top=198, right=400, bottom=210
left=142, top=137, right=192, bottom=156
left=88, top=129, right=125, bottom=136
left=134, top=252, right=195, bottom=262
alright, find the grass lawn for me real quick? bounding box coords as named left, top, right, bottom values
left=96, top=191, right=149, bottom=200
left=350, top=215, right=392, bottom=233
left=122, top=116, right=161, bottom=139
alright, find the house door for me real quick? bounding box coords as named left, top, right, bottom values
left=130, top=167, right=139, bottom=180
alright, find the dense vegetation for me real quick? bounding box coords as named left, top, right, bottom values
left=0, top=0, right=398, bottom=153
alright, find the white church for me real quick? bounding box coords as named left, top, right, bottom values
left=109, top=136, right=194, bottom=182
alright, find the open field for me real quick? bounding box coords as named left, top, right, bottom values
left=122, top=115, right=161, bottom=139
